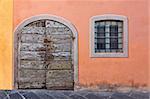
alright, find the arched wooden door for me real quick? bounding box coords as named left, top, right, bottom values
left=17, top=19, right=74, bottom=89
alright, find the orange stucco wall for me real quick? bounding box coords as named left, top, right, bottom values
left=12, top=0, right=149, bottom=88
left=149, top=0, right=150, bottom=88
left=0, top=0, right=12, bottom=89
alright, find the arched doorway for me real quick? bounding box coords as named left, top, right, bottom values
left=14, top=14, right=78, bottom=89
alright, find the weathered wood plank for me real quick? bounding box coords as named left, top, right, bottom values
left=46, top=27, right=72, bottom=35
left=20, top=43, right=45, bottom=51
left=19, top=78, right=45, bottom=83
left=18, top=69, right=45, bottom=78
left=20, top=60, right=45, bottom=69
left=46, top=34, right=73, bottom=39
left=45, top=43, right=71, bottom=52
left=20, top=43, right=72, bottom=52
left=51, top=52, right=71, bottom=57
left=20, top=51, right=71, bottom=61
left=46, top=52, right=72, bottom=60
left=45, top=20, right=66, bottom=27
left=52, top=38, right=72, bottom=44
left=20, top=51, right=45, bottom=60
left=42, top=36, right=72, bottom=44
left=46, top=70, right=73, bottom=78
left=20, top=60, right=73, bottom=70
left=21, top=27, right=45, bottom=34
left=20, top=34, right=45, bottom=43
left=46, top=70, right=73, bottom=88
left=46, top=60, right=72, bottom=69
left=20, top=34, right=72, bottom=44
left=18, top=81, right=45, bottom=89
left=46, top=81, right=73, bottom=89
left=25, top=20, right=45, bottom=27
left=20, top=60, right=72, bottom=70
left=18, top=69, right=46, bottom=88
left=53, top=43, right=71, bottom=52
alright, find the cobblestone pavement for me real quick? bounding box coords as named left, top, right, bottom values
left=0, top=90, right=149, bottom=99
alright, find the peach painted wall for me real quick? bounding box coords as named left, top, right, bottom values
left=13, top=0, right=149, bottom=88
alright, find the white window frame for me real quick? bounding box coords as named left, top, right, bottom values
left=90, top=14, right=128, bottom=57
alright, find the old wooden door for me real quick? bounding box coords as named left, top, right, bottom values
left=17, top=20, right=74, bottom=89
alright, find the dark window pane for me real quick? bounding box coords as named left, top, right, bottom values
left=97, top=26, right=105, bottom=38
left=97, top=33, right=105, bottom=37
left=96, top=26, right=105, bottom=38
left=110, top=43, right=118, bottom=49
left=110, top=38, right=118, bottom=49
left=110, top=38, right=118, bottom=43
left=97, top=43, right=105, bottom=49
left=97, top=38, right=105, bottom=43
left=98, top=26, right=105, bottom=32
left=110, top=25, right=119, bottom=49
left=110, top=25, right=118, bottom=36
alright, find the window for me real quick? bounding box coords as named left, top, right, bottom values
left=90, top=14, right=128, bottom=57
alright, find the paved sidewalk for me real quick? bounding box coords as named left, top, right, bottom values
left=0, top=90, right=149, bottom=99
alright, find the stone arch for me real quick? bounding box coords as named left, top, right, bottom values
left=13, top=14, right=78, bottom=89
